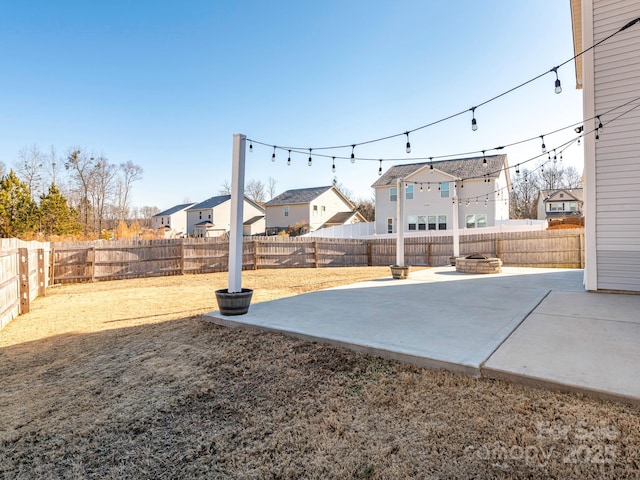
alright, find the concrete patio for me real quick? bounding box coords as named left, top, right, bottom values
left=205, top=266, right=640, bottom=404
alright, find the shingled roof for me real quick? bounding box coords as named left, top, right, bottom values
left=265, top=186, right=333, bottom=206
left=154, top=203, right=196, bottom=217
left=188, top=195, right=231, bottom=210
left=371, top=154, right=508, bottom=188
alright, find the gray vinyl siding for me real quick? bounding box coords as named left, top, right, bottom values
left=593, top=0, right=640, bottom=291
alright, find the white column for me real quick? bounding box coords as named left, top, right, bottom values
left=228, top=134, right=246, bottom=293
left=452, top=181, right=460, bottom=258
left=396, top=177, right=405, bottom=266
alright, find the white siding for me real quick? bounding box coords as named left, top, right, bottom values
left=592, top=0, right=640, bottom=290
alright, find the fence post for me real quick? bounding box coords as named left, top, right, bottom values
left=313, top=241, right=319, bottom=268
left=179, top=239, right=185, bottom=275
left=367, top=242, right=372, bottom=266
left=18, top=248, right=30, bottom=314
left=427, top=243, right=432, bottom=267
left=253, top=240, right=259, bottom=270
left=495, top=235, right=501, bottom=258
left=49, top=247, right=55, bottom=286
left=91, top=246, right=96, bottom=282
left=37, top=248, right=46, bottom=297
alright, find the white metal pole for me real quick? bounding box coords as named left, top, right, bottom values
left=452, top=181, right=460, bottom=258
left=396, top=177, right=405, bottom=266
left=228, top=133, right=246, bottom=293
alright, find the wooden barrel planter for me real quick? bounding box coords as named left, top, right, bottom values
left=215, top=288, right=253, bottom=315
left=390, top=265, right=411, bottom=280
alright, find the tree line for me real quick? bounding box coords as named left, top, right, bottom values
left=0, top=145, right=154, bottom=239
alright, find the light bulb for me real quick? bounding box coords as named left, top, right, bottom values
left=405, top=132, right=411, bottom=153
left=332, top=157, right=336, bottom=173
left=351, top=145, right=356, bottom=163
left=308, top=148, right=312, bottom=166
left=555, top=78, right=562, bottom=94
left=271, top=146, right=276, bottom=162
left=541, top=136, right=546, bottom=153
left=249, top=143, right=253, bottom=153
left=597, top=116, right=603, bottom=130
left=427, top=184, right=431, bottom=192
left=471, top=107, right=478, bottom=131
left=287, top=150, right=291, bottom=166
left=378, top=159, right=382, bottom=176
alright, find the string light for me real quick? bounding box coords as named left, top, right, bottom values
left=405, top=132, right=411, bottom=153
left=597, top=115, right=603, bottom=130
left=540, top=135, right=546, bottom=153
left=308, top=148, right=312, bottom=166
left=430, top=158, right=434, bottom=173
left=419, top=184, right=423, bottom=192
left=482, top=150, right=487, bottom=167
left=351, top=145, right=356, bottom=163
left=332, top=157, right=336, bottom=173
left=249, top=142, right=253, bottom=153
left=287, top=150, right=291, bottom=166
left=378, top=159, right=382, bottom=176
left=427, top=183, right=431, bottom=192
left=271, top=146, right=276, bottom=162
left=515, top=164, right=520, bottom=175
left=471, top=107, right=478, bottom=131
left=552, top=67, right=562, bottom=94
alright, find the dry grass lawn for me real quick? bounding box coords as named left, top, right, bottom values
left=1, top=267, right=639, bottom=479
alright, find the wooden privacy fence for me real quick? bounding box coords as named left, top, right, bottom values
left=50, top=229, right=585, bottom=284
left=0, top=239, right=50, bottom=329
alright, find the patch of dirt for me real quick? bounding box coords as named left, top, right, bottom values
left=1, top=267, right=639, bottom=479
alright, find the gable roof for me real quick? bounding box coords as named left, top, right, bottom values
left=153, top=203, right=196, bottom=217
left=371, top=154, right=508, bottom=188
left=243, top=215, right=264, bottom=226
left=187, top=195, right=265, bottom=212
left=322, top=211, right=365, bottom=227
left=265, top=186, right=334, bottom=206
left=540, top=188, right=584, bottom=203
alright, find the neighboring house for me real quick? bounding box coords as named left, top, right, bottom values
left=264, top=186, right=365, bottom=234
left=572, top=0, right=640, bottom=291
left=536, top=188, right=584, bottom=221
left=186, top=195, right=265, bottom=237
left=151, top=203, right=195, bottom=238
left=371, top=155, right=510, bottom=234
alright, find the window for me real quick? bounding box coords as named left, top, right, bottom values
left=313, top=205, right=318, bottom=216
left=321, top=206, right=326, bottom=215
left=390, top=187, right=397, bottom=202
left=477, top=214, right=487, bottom=228
left=406, top=185, right=414, bottom=200
left=550, top=203, right=564, bottom=212
left=387, top=218, right=393, bottom=233
left=428, top=215, right=437, bottom=230
left=408, top=215, right=417, bottom=231
left=440, top=182, right=449, bottom=198
left=199, top=211, right=202, bottom=220
left=208, top=214, right=211, bottom=219
left=466, top=214, right=476, bottom=229
left=284, top=206, right=289, bottom=217
left=559, top=193, right=564, bottom=198
left=161, top=218, right=164, bottom=225
left=418, top=215, right=427, bottom=231
left=438, top=215, right=447, bottom=230
left=570, top=202, right=577, bottom=211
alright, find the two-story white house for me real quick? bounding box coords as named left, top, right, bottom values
left=264, top=186, right=365, bottom=234
left=371, top=155, right=510, bottom=234
left=151, top=203, right=195, bottom=238
left=186, top=195, right=265, bottom=237
left=536, top=188, right=584, bottom=222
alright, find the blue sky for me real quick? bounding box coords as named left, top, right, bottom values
left=0, top=1, right=584, bottom=209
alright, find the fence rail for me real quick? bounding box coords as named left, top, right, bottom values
left=50, top=229, right=585, bottom=284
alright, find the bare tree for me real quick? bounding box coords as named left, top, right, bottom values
left=65, top=148, right=96, bottom=235
left=267, top=177, right=278, bottom=199
left=564, top=166, right=582, bottom=189
left=115, top=161, right=143, bottom=220
left=219, top=180, right=231, bottom=196
left=536, top=161, right=565, bottom=191
left=15, top=144, right=44, bottom=197
left=138, top=206, right=160, bottom=228
left=45, top=145, right=63, bottom=189
left=245, top=179, right=266, bottom=203
left=90, top=156, right=118, bottom=233
left=510, top=168, right=539, bottom=219
left=354, top=197, right=375, bottom=221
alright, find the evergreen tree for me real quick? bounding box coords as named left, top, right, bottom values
left=39, top=183, right=82, bottom=236
left=0, top=170, right=38, bottom=237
